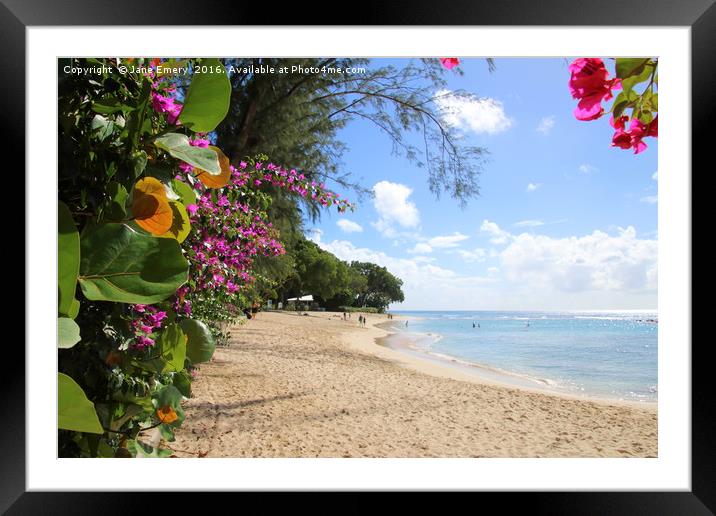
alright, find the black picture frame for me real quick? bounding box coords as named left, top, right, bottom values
left=7, top=1, right=707, bottom=512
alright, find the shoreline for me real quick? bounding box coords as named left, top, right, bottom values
left=345, top=314, right=656, bottom=411
left=171, top=311, right=657, bottom=457
left=371, top=319, right=657, bottom=408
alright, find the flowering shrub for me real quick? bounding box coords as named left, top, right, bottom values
left=569, top=57, right=658, bottom=154
left=58, top=57, right=349, bottom=457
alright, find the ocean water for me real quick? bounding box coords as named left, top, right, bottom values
left=387, top=311, right=658, bottom=402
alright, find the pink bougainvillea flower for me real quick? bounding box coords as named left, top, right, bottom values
left=186, top=204, right=199, bottom=216
left=611, top=118, right=653, bottom=154
left=569, top=58, right=621, bottom=121
left=646, top=115, right=658, bottom=137
left=190, top=138, right=210, bottom=148
left=151, top=92, right=183, bottom=125
left=440, top=58, right=460, bottom=70
left=610, top=115, right=629, bottom=130
left=135, top=335, right=155, bottom=349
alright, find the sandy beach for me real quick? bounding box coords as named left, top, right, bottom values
left=169, top=311, right=657, bottom=458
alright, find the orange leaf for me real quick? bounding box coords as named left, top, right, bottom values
left=156, top=406, right=178, bottom=424
left=195, top=146, right=231, bottom=189
left=132, top=177, right=173, bottom=235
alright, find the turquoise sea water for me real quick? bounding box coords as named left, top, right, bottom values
left=388, top=310, right=658, bottom=402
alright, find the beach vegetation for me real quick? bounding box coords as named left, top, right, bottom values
left=58, top=57, right=351, bottom=457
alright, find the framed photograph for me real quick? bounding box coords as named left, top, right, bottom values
left=8, top=0, right=709, bottom=512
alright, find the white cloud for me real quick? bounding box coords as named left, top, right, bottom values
left=427, top=232, right=469, bottom=249
left=640, top=195, right=658, bottom=204
left=371, top=181, right=419, bottom=236
left=480, top=219, right=511, bottom=245
left=526, top=182, right=542, bottom=193
left=514, top=219, right=545, bottom=228
left=336, top=219, right=363, bottom=233
left=652, top=171, right=658, bottom=181
left=408, top=242, right=433, bottom=254
left=408, top=232, right=469, bottom=253
left=536, top=116, right=556, bottom=135
left=434, top=89, right=513, bottom=135
left=498, top=226, right=657, bottom=293
left=458, top=248, right=487, bottom=263
left=579, top=164, right=598, bottom=174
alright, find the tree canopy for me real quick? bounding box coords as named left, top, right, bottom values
left=215, top=58, right=489, bottom=207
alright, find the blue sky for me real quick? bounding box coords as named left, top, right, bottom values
left=307, top=58, right=658, bottom=311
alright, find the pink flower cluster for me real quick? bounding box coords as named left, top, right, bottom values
left=130, top=304, right=168, bottom=349
left=151, top=90, right=183, bottom=125
left=171, top=156, right=352, bottom=317
left=610, top=115, right=658, bottom=154
left=230, top=161, right=353, bottom=212
left=568, top=58, right=621, bottom=121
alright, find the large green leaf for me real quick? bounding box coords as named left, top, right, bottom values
left=178, top=58, right=231, bottom=133
left=154, top=133, right=220, bottom=174
left=58, top=317, right=81, bottom=348
left=58, top=202, right=80, bottom=317
left=180, top=319, right=216, bottom=363
left=78, top=223, right=188, bottom=304
left=58, top=373, right=103, bottom=434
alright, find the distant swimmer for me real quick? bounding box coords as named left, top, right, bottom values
left=526, top=321, right=530, bottom=327
left=478, top=323, right=480, bottom=328
left=472, top=322, right=476, bottom=328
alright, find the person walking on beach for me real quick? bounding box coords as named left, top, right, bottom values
left=405, top=320, right=408, bottom=327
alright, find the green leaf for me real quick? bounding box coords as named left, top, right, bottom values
left=172, top=371, right=192, bottom=398
left=621, top=65, right=652, bottom=97
left=134, top=324, right=186, bottom=373
left=92, top=97, right=125, bottom=115
left=154, top=133, right=220, bottom=174
left=78, top=223, right=188, bottom=304
left=126, top=440, right=172, bottom=458
left=157, top=201, right=191, bottom=243
left=615, top=58, right=650, bottom=80
left=58, top=373, right=104, bottom=434
left=91, top=114, right=115, bottom=141
left=58, top=317, right=81, bottom=348
left=180, top=319, right=216, bottom=363
left=171, top=179, right=197, bottom=206
left=611, top=92, right=630, bottom=119
left=68, top=298, right=80, bottom=319
left=160, top=324, right=187, bottom=371
left=58, top=202, right=80, bottom=317
left=153, top=384, right=185, bottom=408
left=102, top=182, right=128, bottom=221
left=178, top=58, right=231, bottom=133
